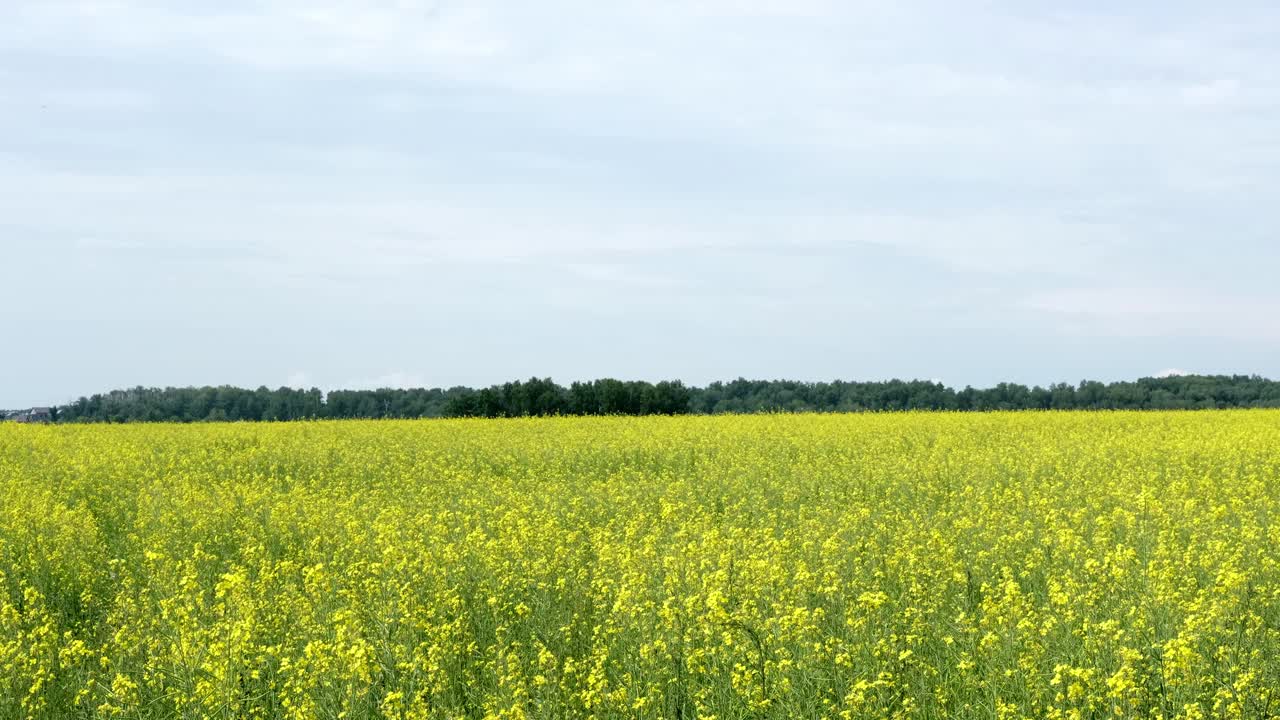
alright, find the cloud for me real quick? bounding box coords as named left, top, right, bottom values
left=1021, top=287, right=1280, bottom=342
left=7, top=3, right=1272, bottom=262
left=343, top=372, right=429, bottom=391
left=285, top=371, right=312, bottom=389
left=2, top=0, right=1279, bottom=406
left=1180, top=78, right=1241, bottom=107
left=1154, top=368, right=1192, bottom=378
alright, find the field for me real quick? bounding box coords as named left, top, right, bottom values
left=3, top=412, right=1280, bottom=719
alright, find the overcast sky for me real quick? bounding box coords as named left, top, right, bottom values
left=3, top=1, right=1278, bottom=407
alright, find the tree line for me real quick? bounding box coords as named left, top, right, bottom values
left=38, top=374, right=1280, bottom=423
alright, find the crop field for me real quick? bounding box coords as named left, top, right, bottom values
left=3, top=412, right=1280, bottom=719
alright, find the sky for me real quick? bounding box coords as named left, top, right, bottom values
left=2, top=1, right=1278, bottom=407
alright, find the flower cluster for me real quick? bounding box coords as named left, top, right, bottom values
left=2, top=411, right=1279, bottom=718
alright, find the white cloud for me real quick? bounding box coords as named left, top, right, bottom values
left=285, top=371, right=312, bottom=388
left=1181, top=78, right=1241, bottom=107
left=3, top=0, right=1280, bottom=405
left=1022, top=287, right=1280, bottom=342
left=1154, top=368, right=1192, bottom=378
left=344, top=371, right=429, bottom=390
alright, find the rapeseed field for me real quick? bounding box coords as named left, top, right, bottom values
left=2, top=412, right=1279, bottom=719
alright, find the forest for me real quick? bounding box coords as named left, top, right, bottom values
left=40, top=374, right=1280, bottom=423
